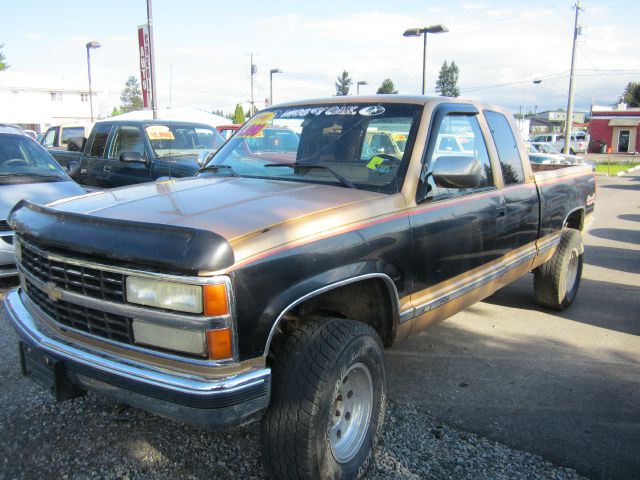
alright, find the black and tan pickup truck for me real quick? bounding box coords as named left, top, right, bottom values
left=4, top=96, right=595, bottom=480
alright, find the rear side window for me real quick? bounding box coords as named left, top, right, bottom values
left=484, top=111, right=525, bottom=185
left=89, top=123, right=111, bottom=158
left=61, top=127, right=85, bottom=144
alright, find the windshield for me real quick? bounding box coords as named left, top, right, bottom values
left=201, top=103, right=422, bottom=193
left=146, top=124, right=226, bottom=158
left=0, top=134, right=67, bottom=180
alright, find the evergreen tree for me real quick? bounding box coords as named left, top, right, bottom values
left=377, top=78, right=398, bottom=94
left=435, top=61, right=460, bottom=97
left=233, top=104, right=246, bottom=124
left=119, top=76, right=143, bottom=113
left=111, top=106, right=121, bottom=117
left=0, top=44, right=9, bottom=71
left=335, top=71, right=352, bottom=96
left=617, top=82, right=640, bottom=108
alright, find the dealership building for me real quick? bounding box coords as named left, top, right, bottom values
left=589, top=105, right=640, bottom=154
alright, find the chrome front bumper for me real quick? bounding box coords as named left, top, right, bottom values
left=4, top=289, right=271, bottom=428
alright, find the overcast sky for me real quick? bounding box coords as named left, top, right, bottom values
left=3, top=0, right=638, bottom=117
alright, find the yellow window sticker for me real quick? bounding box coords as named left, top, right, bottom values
left=236, top=111, right=276, bottom=138
left=366, top=155, right=391, bottom=174
left=146, top=125, right=175, bottom=140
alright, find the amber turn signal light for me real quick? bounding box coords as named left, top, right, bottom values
left=203, top=284, right=229, bottom=316
left=206, top=328, right=233, bottom=360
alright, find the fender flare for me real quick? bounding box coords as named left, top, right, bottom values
left=262, top=269, right=401, bottom=357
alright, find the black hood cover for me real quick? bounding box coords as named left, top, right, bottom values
left=9, top=200, right=235, bottom=274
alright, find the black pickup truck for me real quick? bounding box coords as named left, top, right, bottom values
left=48, top=120, right=226, bottom=189
left=5, top=96, right=595, bottom=480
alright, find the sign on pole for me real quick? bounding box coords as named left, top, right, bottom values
left=138, top=24, right=152, bottom=109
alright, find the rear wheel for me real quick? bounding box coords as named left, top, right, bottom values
left=261, top=317, right=386, bottom=480
left=534, top=229, right=584, bottom=310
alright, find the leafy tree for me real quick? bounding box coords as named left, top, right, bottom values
left=111, top=106, right=121, bottom=117
left=233, top=104, right=246, bottom=124
left=435, top=61, right=460, bottom=97
left=617, top=82, right=640, bottom=108
left=0, top=44, right=9, bottom=71
left=377, top=78, right=398, bottom=94
left=335, top=71, right=352, bottom=96
left=119, top=76, right=143, bottom=113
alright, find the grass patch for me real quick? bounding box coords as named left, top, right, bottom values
left=595, top=163, right=640, bottom=175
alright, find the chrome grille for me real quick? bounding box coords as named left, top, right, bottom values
left=25, top=278, right=134, bottom=344
left=19, top=239, right=125, bottom=303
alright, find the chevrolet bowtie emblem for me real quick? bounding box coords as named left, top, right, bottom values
left=43, top=282, right=63, bottom=302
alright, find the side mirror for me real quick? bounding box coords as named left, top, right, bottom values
left=119, top=151, right=146, bottom=163
left=66, top=160, right=81, bottom=180
left=432, top=155, right=482, bottom=189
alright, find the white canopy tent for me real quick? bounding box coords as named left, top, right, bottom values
left=110, top=107, right=231, bottom=127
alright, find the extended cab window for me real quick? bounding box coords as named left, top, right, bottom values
left=484, top=111, right=525, bottom=185
left=422, top=112, right=494, bottom=200
left=88, top=123, right=111, bottom=158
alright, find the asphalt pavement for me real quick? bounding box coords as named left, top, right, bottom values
left=386, top=174, right=640, bottom=480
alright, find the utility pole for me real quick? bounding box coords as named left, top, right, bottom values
left=250, top=53, right=256, bottom=116
left=563, top=1, right=583, bottom=154
left=146, top=0, right=158, bottom=119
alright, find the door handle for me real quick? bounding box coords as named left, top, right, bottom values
left=103, top=165, right=111, bottom=172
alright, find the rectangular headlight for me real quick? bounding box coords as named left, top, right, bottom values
left=126, top=277, right=203, bottom=314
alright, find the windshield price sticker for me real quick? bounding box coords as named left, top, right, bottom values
left=236, top=111, right=277, bottom=138
left=146, top=126, right=175, bottom=140
left=366, top=155, right=392, bottom=174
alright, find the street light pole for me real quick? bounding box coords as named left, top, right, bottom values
left=85, top=41, right=101, bottom=122
left=563, top=1, right=584, bottom=154
left=356, top=80, right=368, bottom=95
left=250, top=53, right=257, bottom=115
left=403, top=24, right=448, bottom=95
left=270, top=68, right=282, bottom=106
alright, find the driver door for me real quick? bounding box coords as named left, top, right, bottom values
left=105, top=124, right=151, bottom=187
left=409, top=104, right=503, bottom=325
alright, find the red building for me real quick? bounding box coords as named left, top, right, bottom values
left=589, top=106, right=640, bottom=153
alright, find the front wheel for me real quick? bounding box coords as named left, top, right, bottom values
left=534, top=228, right=584, bottom=310
left=261, top=317, right=386, bottom=480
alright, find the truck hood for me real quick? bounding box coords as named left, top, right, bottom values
left=53, top=176, right=386, bottom=243
left=1, top=180, right=84, bottom=221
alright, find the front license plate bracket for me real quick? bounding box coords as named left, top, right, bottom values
left=19, top=342, right=85, bottom=401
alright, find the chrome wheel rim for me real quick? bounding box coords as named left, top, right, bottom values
left=329, top=362, right=373, bottom=464
left=566, top=249, right=579, bottom=294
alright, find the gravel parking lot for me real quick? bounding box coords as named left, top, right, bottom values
left=0, top=281, right=584, bottom=480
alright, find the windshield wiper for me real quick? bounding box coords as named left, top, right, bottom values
left=264, top=163, right=356, bottom=189
left=198, top=164, right=239, bottom=177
